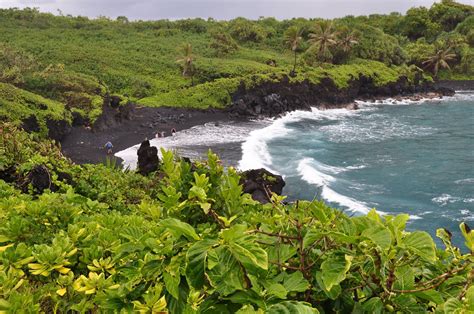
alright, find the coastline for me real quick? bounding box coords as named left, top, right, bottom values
left=434, top=80, right=474, bottom=91
left=60, top=79, right=464, bottom=165
left=60, top=106, right=235, bottom=165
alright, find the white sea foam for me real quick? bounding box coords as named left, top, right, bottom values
left=431, top=194, right=474, bottom=206
left=296, top=158, right=424, bottom=220
left=238, top=107, right=358, bottom=172
left=455, top=178, right=474, bottom=184
left=116, top=121, right=262, bottom=170
left=297, top=158, right=371, bottom=214
left=319, top=113, right=434, bottom=144
left=346, top=164, right=367, bottom=170
left=355, top=96, right=443, bottom=107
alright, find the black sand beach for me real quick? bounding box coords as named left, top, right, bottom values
left=60, top=106, right=232, bottom=165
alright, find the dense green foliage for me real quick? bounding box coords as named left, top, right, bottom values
left=1, top=124, right=473, bottom=313
left=0, top=82, right=70, bottom=137
left=0, top=0, right=472, bottom=129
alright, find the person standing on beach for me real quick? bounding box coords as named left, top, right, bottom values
left=104, top=141, right=113, bottom=154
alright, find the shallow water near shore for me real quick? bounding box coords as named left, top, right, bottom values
left=117, top=92, right=474, bottom=247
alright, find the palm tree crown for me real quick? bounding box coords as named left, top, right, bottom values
left=338, top=30, right=359, bottom=53
left=284, top=26, right=303, bottom=74
left=284, top=26, right=303, bottom=52
left=422, top=46, right=456, bottom=77
left=309, top=21, right=339, bottom=57
left=177, top=43, right=195, bottom=84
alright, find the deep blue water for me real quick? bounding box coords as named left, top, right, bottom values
left=240, top=93, right=474, bottom=247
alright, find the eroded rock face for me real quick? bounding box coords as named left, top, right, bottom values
left=240, top=168, right=285, bottom=204
left=227, top=75, right=454, bottom=118
left=93, top=95, right=135, bottom=132
left=137, top=139, right=159, bottom=175
left=47, top=118, right=72, bottom=142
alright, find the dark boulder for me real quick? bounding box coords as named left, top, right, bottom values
left=435, top=86, right=455, bottom=96
left=71, top=111, right=89, bottom=127
left=47, top=118, right=72, bottom=142
left=137, top=140, right=159, bottom=175
left=240, top=168, right=285, bottom=204
left=24, top=165, right=51, bottom=194
left=0, top=166, right=17, bottom=183
left=110, top=95, right=122, bottom=108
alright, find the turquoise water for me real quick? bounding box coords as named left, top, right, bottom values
left=118, top=92, right=474, bottom=248
left=240, top=93, right=474, bottom=247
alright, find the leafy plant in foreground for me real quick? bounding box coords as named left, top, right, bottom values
left=0, top=127, right=473, bottom=313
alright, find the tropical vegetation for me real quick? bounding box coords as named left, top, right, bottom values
left=1, top=1, right=474, bottom=312
left=0, top=124, right=473, bottom=313
left=0, top=0, right=472, bottom=129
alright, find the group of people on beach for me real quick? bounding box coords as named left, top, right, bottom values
left=103, top=128, right=177, bottom=155
left=155, top=128, right=176, bottom=139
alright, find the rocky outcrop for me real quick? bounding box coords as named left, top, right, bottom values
left=435, top=80, right=474, bottom=91
left=93, top=95, right=135, bottom=132
left=24, top=165, right=51, bottom=193
left=47, top=118, right=72, bottom=142
left=137, top=139, right=159, bottom=175
left=228, top=75, right=455, bottom=118
left=240, top=168, right=285, bottom=204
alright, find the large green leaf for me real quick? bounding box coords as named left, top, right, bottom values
left=186, top=239, right=217, bottom=289
left=442, top=298, right=462, bottom=314
left=163, top=272, right=180, bottom=300
left=207, top=247, right=246, bottom=296
left=320, top=254, right=353, bottom=291
left=413, top=290, right=444, bottom=305
left=263, top=282, right=287, bottom=299
left=360, top=297, right=383, bottom=314
left=228, top=240, right=268, bottom=271
left=393, top=295, right=425, bottom=313
left=226, top=290, right=266, bottom=310
left=223, top=225, right=268, bottom=271
left=281, top=271, right=310, bottom=293
left=315, top=272, right=341, bottom=300
left=265, top=301, right=319, bottom=313
left=160, top=218, right=200, bottom=241
left=394, top=265, right=414, bottom=290
left=361, top=225, right=392, bottom=251
left=402, top=231, right=436, bottom=262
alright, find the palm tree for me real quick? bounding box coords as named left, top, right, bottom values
left=338, top=30, right=359, bottom=54
left=176, top=43, right=195, bottom=86
left=308, top=21, right=339, bottom=63
left=284, top=26, right=303, bottom=75
left=422, top=46, right=457, bottom=78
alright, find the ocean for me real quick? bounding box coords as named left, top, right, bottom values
left=117, top=92, right=474, bottom=247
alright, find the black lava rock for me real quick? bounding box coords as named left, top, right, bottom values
left=137, top=140, right=159, bottom=175
left=240, top=168, right=285, bottom=204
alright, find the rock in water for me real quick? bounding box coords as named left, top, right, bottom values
left=240, top=168, right=285, bottom=204
left=137, top=140, right=159, bottom=175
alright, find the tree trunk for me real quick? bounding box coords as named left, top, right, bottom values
left=293, top=50, right=297, bottom=74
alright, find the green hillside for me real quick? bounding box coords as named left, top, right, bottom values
left=0, top=1, right=473, bottom=127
